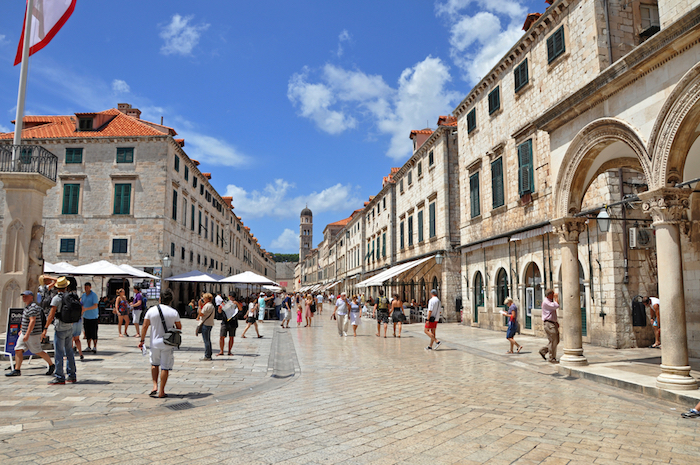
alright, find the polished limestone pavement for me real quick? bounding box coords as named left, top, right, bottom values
left=1, top=307, right=699, bottom=464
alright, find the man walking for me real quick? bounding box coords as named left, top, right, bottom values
left=6, top=291, right=55, bottom=377
left=217, top=293, right=239, bottom=356
left=539, top=289, right=560, bottom=363
left=374, top=290, right=390, bottom=338
left=643, top=296, right=661, bottom=348
left=281, top=291, right=293, bottom=328
left=139, top=289, right=181, bottom=398
left=131, top=286, right=144, bottom=338
left=334, top=292, right=349, bottom=337
left=81, top=282, right=99, bottom=353
left=424, top=289, right=442, bottom=350
left=42, top=277, right=77, bottom=385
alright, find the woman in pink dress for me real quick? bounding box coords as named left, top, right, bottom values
left=304, top=294, right=312, bottom=327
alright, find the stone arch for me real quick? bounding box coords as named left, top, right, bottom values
left=3, top=220, right=25, bottom=273
left=649, top=61, right=700, bottom=188
left=2, top=279, right=21, bottom=310
left=555, top=118, right=652, bottom=217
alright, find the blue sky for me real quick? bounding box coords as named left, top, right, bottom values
left=0, top=0, right=544, bottom=253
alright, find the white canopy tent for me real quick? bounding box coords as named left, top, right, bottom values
left=43, top=261, right=78, bottom=274
left=220, top=271, right=278, bottom=286
left=118, top=264, right=159, bottom=280
left=69, top=260, right=140, bottom=278
left=164, top=270, right=225, bottom=283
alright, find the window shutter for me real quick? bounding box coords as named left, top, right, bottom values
left=470, top=173, right=480, bottom=218
left=555, top=28, right=565, bottom=56
left=518, top=140, right=533, bottom=196
left=491, top=158, right=504, bottom=209
left=429, top=203, right=436, bottom=238
left=547, top=35, right=555, bottom=62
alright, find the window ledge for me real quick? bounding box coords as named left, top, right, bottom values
left=514, top=81, right=533, bottom=99
left=110, top=173, right=139, bottom=180
left=489, top=107, right=503, bottom=118
left=491, top=204, right=507, bottom=216
left=429, top=236, right=438, bottom=243
left=59, top=174, right=86, bottom=180
left=467, top=127, right=479, bottom=138
left=547, top=51, right=570, bottom=71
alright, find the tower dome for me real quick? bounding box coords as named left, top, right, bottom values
left=301, top=207, right=312, bottom=217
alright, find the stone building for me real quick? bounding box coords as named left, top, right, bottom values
left=0, top=103, right=274, bottom=311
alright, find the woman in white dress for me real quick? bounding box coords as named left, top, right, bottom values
left=349, top=295, right=362, bottom=337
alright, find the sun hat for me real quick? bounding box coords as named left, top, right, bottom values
left=55, top=276, right=69, bottom=289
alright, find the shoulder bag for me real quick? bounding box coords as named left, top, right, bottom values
left=157, top=304, right=182, bottom=348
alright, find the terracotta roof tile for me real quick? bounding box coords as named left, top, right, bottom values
left=437, top=115, right=457, bottom=127
left=409, top=128, right=433, bottom=139
left=523, top=13, right=542, bottom=31
left=202, top=172, right=211, bottom=179
left=190, top=159, right=200, bottom=166
left=327, top=216, right=352, bottom=227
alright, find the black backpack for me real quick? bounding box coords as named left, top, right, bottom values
left=59, top=292, right=83, bottom=323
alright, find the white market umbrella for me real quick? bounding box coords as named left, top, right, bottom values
left=220, top=271, right=278, bottom=286
left=44, top=261, right=78, bottom=274
left=164, top=270, right=224, bottom=283
left=69, top=260, right=138, bottom=277
left=118, top=264, right=159, bottom=280
left=263, top=285, right=282, bottom=292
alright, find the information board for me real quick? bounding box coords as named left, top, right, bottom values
left=4, top=307, right=33, bottom=357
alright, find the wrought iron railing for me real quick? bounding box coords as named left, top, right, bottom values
left=0, top=144, right=58, bottom=182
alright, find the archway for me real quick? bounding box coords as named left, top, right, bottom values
left=495, top=268, right=509, bottom=325
left=473, top=271, right=484, bottom=323
left=523, top=262, right=543, bottom=330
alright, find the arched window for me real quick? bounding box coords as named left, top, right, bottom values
left=473, top=271, right=484, bottom=323
left=496, top=268, right=509, bottom=325
left=524, top=262, right=542, bottom=330
left=432, top=276, right=439, bottom=294
left=420, top=278, right=426, bottom=306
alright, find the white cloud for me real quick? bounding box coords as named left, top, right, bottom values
left=180, top=131, right=249, bottom=168
left=0, top=34, right=6, bottom=44
left=337, top=30, right=351, bottom=57
left=288, top=57, right=458, bottom=160
left=0, top=123, right=11, bottom=133
left=160, top=14, right=210, bottom=56
left=436, top=0, right=527, bottom=84
left=225, top=179, right=360, bottom=219
left=112, top=79, right=130, bottom=94
left=270, top=229, right=298, bottom=251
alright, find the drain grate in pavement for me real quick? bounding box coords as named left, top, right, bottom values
left=165, top=402, right=195, bottom=411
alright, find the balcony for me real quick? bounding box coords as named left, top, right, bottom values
left=0, top=145, right=58, bottom=182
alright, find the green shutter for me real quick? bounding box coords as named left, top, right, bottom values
left=172, top=190, right=178, bottom=220
left=114, top=184, right=131, bottom=215
left=400, top=222, right=404, bottom=249
left=116, top=148, right=134, bottom=163
left=382, top=232, right=386, bottom=257
left=418, top=211, right=424, bottom=242
left=429, top=202, right=436, bottom=238
left=62, top=184, right=80, bottom=214
left=467, top=108, right=476, bottom=134
left=514, top=59, right=529, bottom=92
left=547, top=27, right=565, bottom=63
left=491, top=158, right=504, bottom=208
left=488, top=87, right=500, bottom=114
left=470, top=173, right=480, bottom=218
left=518, top=140, right=534, bottom=196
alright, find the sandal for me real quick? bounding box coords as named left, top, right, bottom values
left=517, top=346, right=523, bottom=353
left=257, top=335, right=263, bottom=338
left=506, top=350, right=514, bottom=354
left=149, top=390, right=158, bottom=397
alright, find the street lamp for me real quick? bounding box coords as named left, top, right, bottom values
left=160, top=254, right=171, bottom=299
left=597, top=208, right=611, bottom=233
left=435, top=252, right=444, bottom=265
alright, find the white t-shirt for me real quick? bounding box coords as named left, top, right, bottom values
left=144, top=304, right=181, bottom=349
left=427, top=296, right=441, bottom=321
left=650, top=297, right=660, bottom=309
left=274, top=295, right=283, bottom=306
left=336, top=297, right=348, bottom=315
left=316, top=295, right=323, bottom=303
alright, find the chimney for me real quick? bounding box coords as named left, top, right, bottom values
left=523, top=12, right=542, bottom=31
left=117, top=103, right=141, bottom=119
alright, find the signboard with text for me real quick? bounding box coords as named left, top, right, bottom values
left=4, top=308, right=33, bottom=357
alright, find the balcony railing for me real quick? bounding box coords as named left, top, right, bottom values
left=0, top=144, right=58, bottom=182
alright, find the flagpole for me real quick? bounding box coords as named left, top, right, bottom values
left=13, top=0, right=35, bottom=164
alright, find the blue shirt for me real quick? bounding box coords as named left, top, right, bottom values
left=81, top=290, right=99, bottom=320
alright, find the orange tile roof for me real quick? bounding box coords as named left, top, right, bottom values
left=175, top=138, right=185, bottom=147
left=202, top=172, right=212, bottom=179
left=437, top=115, right=457, bottom=127
left=327, top=216, right=352, bottom=227
left=0, top=108, right=171, bottom=140
left=222, top=196, right=233, bottom=208
left=409, top=128, right=433, bottom=139
left=391, top=167, right=399, bottom=174
left=190, top=159, right=200, bottom=166
left=523, top=13, right=542, bottom=31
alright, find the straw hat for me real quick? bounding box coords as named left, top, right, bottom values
left=55, top=276, right=69, bottom=289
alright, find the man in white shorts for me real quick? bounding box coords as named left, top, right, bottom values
left=138, top=289, right=181, bottom=398
left=6, top=291, right=55, bottom=377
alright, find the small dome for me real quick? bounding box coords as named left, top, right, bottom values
left=301, top=207, right=312, bottom=217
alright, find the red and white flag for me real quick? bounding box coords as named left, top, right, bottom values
left=14, top=0, right=76, bottom=66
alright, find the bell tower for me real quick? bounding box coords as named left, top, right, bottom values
left=300, top=206, right=312, bottom=262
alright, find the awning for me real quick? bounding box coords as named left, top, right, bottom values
left=164, top=270, right=225, bottom=283
left=356, top=255, right=434, bottom=288
left=463, top=237, right=509, bottom=253
left=510, top=225, right=552, bottom=241
left=69, top=260, right=140, bottom=278
left=220, top=271, right=278, bottom=286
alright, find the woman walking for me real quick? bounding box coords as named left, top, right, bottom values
left=390, top=293, right=406, bottom=337
left=349, top=295, right=362, bottom=337
left=241, top=300, right=262, bottom=338
left=198, top=293, right=216, bottom=361
left=304, top=294, right=313, bottom=327
left=502, top=297, right=522, bottom=354
left=296, top=295, right=303, bottom=327
left=115, top=288, right=130, bottom=337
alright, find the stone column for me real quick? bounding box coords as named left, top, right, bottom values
left=551, top=217, right=588, bottom=366
left=639, top=188, right=698, bottom=390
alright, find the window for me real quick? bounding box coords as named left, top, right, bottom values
left=181, top=247, right=185, bottom=261
left=400, top=221, right=405, bottom=249
left=408, top=216, right=414, bottom=246
left=62, top=184, right=80, bottom=215
left=518, top=139, right=534, bottom=196
left=182, top=198, right=187, bottom=226
left=488, top=86, right=500, bottom=115
left=172, top=190, right=178, bottom=220
left=514, top=59, right=529, bottom=92
left=184, top=166, right=189, bottom=181
left=400, top=179, right=404, bottom=193
left=491, top=158, right=504, bottom=209
left=547, top=26, right=565, bottom=63
left=470, top=173, right=480, bottom=218
left=65, top=148, right=83, bottom=164
left=382, top=232, right=386, bottom=257
left=78, top=118, right=93, bottom=130
left=200, top=184, right=204, bottom=196
left=408, top=170, right=413, bottom=185
left=640, top=5, right=660, bottom=39
left=193, top=176, right=197, bottom=188
left=418, top=210, right=424, bottom=242
left=113, top=184, right=131, bottom=215
left=197, top=254, right=201, bottom=265
left=429, top=202, right=436, bottom=238
left=205, top=217, right=208, bottom=240
left=198, top=210, right=202, bottom=235
left=112, top=238, right=128, bottom=254
left=171, top=242, right=175, bottom=258
left=60, top=238, right=75, bottom=253
left=190, top=251, right=194, bottom=262
left=116, top=147, right=134, bottom=163
left=467, top=109, right=477, bottom=134
left=429, top=150, right=434, bottom=166
left=417, top=161, right=422, bottom=177
left=174, top=156, right=180, bottom=172
left=191, top=205, right=195, bottom=231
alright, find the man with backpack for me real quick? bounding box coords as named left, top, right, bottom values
left=41, top=276, right=82, bottom=385
left=374, top=290, right=391, bottom=338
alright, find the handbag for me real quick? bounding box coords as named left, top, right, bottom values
left=157, top=304, right=182, bottom=348
left=195, top=320, right=203, bottom=336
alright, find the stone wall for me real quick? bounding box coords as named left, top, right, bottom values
left=659, top=0, right=700, bottom=27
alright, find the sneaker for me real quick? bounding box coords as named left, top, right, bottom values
left=434, top=341, right=442, bottom=350
left=200, top=357, right=212, bottom=361
left=425, top=346, right=432, bottom=350
left=48, top=378, right=65, bottom=385
left=539, top=350, right=547, bottom=360
left=548, top=358, right=558, bottom=364
left=343, top=332, right=347, bottom=337
left=67, top=378, right=77, bottom=383
left=80, top=354, right=84, bottom=361
left=45, top=364, right=55, bottom=376
left=682, top=409, right=700, bottom=418
left=5, top=369, right=20, bottom=377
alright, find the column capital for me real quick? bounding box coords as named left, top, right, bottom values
left=551, top=217, right=587, bottom=244
left=638, top=188, right=690, bottom=225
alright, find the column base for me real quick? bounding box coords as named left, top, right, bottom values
left=656, top=365, right=698, bottom=391
left=560, top=349, right=588, bottom=367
